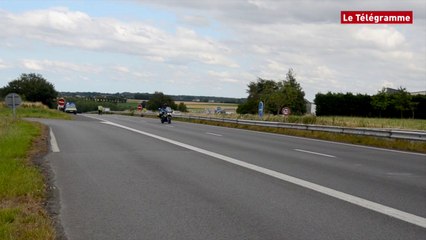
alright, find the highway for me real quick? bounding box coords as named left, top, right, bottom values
left=38, top=114, right=426, bottom=240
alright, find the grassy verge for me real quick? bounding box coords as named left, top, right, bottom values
left=0, top=103, right=70, bottom=239
left=0, top=102, right=73, bottom=120
left=0, top=119, right=54, bottom=239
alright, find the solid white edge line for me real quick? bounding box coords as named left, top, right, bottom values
left=101, top=120, right=426, bottom=228
left=49, top=128, right=60, bottom=153
left=294, top=149, right=336, bottom=158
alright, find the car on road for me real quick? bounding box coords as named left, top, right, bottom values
left=64, top=102, right=77, bottom=114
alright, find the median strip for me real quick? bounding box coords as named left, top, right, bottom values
left=99, top=118, right=426, bottom=228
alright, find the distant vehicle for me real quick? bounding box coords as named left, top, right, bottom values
left=64, top=102, right=77, bottom=114
left=215, top=107, right=226, bottom=114
left=159, top=106, right=172, bottom=124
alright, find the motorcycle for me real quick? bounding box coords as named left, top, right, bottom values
left=159, top=107, right=172, bottom=124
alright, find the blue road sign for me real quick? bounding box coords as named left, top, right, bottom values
left=258, top=101, right=264, bottom=118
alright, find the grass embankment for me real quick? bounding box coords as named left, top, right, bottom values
left=0, top=103, right=70, bottom=239
left=0, top=102, right=73, bottom=120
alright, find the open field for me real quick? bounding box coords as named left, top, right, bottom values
left=0, top=103, right=70, bottom=240
left=314, top=116, right=426, bottom=131
left=176, top=101, right=238, bottom=113
left=124, top=100, right=238, bottom=113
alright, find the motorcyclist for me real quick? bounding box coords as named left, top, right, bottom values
left=98, top=105, right=103, bottom=115
left=158, top=103, right=172, bottom=124
left=158, top=103, right=168, bottom=118
left=159, top=103, right=168, bottom=116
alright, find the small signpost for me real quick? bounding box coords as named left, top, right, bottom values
left=57, top=98, right=65, bottom=111
left=258, top=101, right=264, bottom=119
left=281, top=107, right=290, bottom=122
left=137, top=104, right=142, bottom=111
left=5, top=93, right=22, bottom=119
left=282, top=107, right=291, bottom=116
left=58, top=98, right=65, bottom=106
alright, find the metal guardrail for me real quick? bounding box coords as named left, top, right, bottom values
left=171, top=115, right=426, bottom=142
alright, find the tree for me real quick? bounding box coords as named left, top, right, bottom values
left=141, top=100, right=147, bottom=109
left=145, top=92, right=177, bottom=111
left=371, top=88, right=390, bottom=117
left=0, top=73, right=58, bottom=108
left=237, top=78, right=278, bottom=114
left=315, top=92, right=372, bottom=117
left=237, top=69, right=306, bottom=115
left=276, top=69, right=306, bottom=115
left=236, top=98, right=258, bottom=114
left=177, top=102, right=188, bottom=112
left=393, top=87, right=412, bottom=118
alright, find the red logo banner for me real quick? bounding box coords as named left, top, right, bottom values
left=341, top=11, right=413, bottom=24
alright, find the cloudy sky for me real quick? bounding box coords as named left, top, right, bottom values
left=0, top=0, right=425, bottom=100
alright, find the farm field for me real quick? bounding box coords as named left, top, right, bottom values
left=175, top=101, right=238, bottom=113
left=226, top=114, right=426, bottom=131
left=125, top=99, right=238, bottom=113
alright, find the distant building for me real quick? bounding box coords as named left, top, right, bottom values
left=305, top=99, right=316, bottom=115
left=410, top=91, right=426, bottom=95
left=384, top=87, right=399, bottom=94
left=384, top=88, right=426, bottom=95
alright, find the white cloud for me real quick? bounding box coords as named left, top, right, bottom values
left=20, top=59, right=101, bottom=73
left=180, top=15, right=211, bottom=27
left=0, top=59, right=10, bottom=69
left=207, top=70, right=240, bottom=83
left=354, top=27, right=406, bottom=49
left=0, top=8, right=237, bottom=68
left=21, top=59, right=44, bottom=71
left=113, top=66, right=130, bottom=73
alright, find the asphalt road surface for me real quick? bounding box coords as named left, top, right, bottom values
left=36, top=114, right=426, bottom=240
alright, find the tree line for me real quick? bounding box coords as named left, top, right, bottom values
left=315, top=88, right=426, bottom=119
left=236, top=70, right=425, bottom=119
left=134, top=93, right=244, bottom=104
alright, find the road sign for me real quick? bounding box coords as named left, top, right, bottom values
left=258, top=101, right=264, bottom=118
left=5, top=93, right=22, bottom=119
left=5, top=93, right=22, bottom=108
left=282, top=107, right=291, bottom=116
left=58, top=98, right=65, bottom=106
left=137, top=104, right=142, bottom=111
